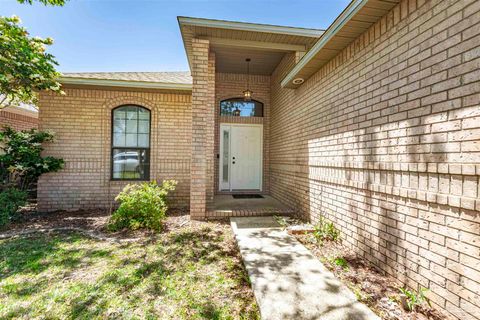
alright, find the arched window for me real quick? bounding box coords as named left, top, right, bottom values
left=111, top=105, right=150, bottom=180
left=220, top=98, right=263, bottom=117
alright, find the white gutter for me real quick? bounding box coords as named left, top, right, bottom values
left=60, top=77, right=192, bottom=91
left=178, top=16, right=324, bottom=38
left=281, top=0, right=369, bottom=88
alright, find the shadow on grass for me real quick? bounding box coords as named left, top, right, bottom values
left=0, top=227, right=259, bottom=319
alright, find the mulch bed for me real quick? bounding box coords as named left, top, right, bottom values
left=295, top=233, right=448, bottom=320
left=4, top=206, right=200, bottom=239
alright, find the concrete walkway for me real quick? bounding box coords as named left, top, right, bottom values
left=231, top=216, right=380, bottom=320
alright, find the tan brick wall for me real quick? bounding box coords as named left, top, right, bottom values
left=214, top=72, right=271, bottom=194
left=37, top=87, right=192, bottom=211
left=190, top=39, right=216, bottom=219
left=270, top=0, right=480, bottom=319
left=0, top=108, right=38, bottom=131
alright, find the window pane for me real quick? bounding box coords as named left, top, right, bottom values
left=126, top=119, right=137, bottom=133
left=220, top=99, right=263, bottom=117
left=112, top=148, right=149, bottom=180
left=138, top=108, right=150, bottom=120
left=125, top=133, right=137, bottom=147
left=138, top=134, right=149, bottom=147
left=113, top=133, right=126, bottom=147
left=138, top=120, right=149, bottom=133
left=126, top=107, right=138, bottom=120
left=113, top=109, right=126, bottom=120
left=112, top=149, right=140, bottom=179
left=222, top=130, right=229, bottom=183
left=112, top=106, right=150, bottom=180
left=113, top=119, right=126, bottom=134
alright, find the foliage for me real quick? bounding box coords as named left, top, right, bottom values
left=0, top=188, right=27, bottom=227
left=399, top=287, right=430, bottom=312
left=0, top=126, right=64, bottom=191
left=0, top=15, right=63, bottom=109
left=313, top=216, right=340, bottom=243
left=0, top=228, right=259, bottom=318
left=109, top=180, right=177, bottom=231
left=17, top=0, right=67, bottom=5
left=333, top=257, right=349, bottom=270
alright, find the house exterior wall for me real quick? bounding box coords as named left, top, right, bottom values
left=37, top=87, right=192, bottom=212
left=214, top=72, right=271, bottom=194
left=0, top=107, right=38, bottom=131
left=270, top=0, right=480, bottom=319
left=190, top=39, right=216, bottom=219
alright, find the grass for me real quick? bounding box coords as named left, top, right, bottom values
left=0, top=225, right=259, bottom=319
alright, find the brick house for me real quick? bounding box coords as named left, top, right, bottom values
left=0, top=106, right=38, bottom=131
left=38, top=0, right=479, bottom=318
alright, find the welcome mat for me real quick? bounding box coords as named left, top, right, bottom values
left=232, top=194, right=264, bottom=199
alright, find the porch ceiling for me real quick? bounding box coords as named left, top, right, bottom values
left=178, top=17, right=324, bottom=75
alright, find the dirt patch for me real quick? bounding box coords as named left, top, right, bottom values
left=295, top=234, right=448, bottom=320
left=5, top=206, right=198, bottom=239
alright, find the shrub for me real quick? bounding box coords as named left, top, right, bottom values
left=0, top=188, right=27, bottom=227
left=0, top=126, right=64, bottom=191
left=108, top=180, right=177, bottom=231
left=313, top=216, right=340, bottom=243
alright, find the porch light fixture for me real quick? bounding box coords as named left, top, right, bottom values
left=243, top=58, right=252, bottom=101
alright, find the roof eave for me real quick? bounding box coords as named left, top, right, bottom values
left=60, top=77, right=193, bottom=91
left=281, top=0, right=369, bottom=89
left=177, top=16, right=324, bottom=38
left=281, top=0, right=399, bottom=89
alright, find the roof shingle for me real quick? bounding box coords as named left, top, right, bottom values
left=62, top=71, right=192, bottom=84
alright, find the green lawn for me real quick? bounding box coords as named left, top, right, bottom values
left=0, top=224, right=259, bottom=319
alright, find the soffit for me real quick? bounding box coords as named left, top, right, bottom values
left=282, top=0, right=401, bottom=88
left=178, top=17, right=323, bottom=75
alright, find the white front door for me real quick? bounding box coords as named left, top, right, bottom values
left=219, top=124, right=262, bottom=191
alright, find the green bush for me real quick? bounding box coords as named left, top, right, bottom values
left=108, top=180, right=177, bottom=231
left=0, top=188, right=27, bottom=227
left=0, top=126, right=64, bottom=191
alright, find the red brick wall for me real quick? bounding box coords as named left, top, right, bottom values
left=0, top=108, right=38, bottom=131
left=270, top=0, right=480, bottom=319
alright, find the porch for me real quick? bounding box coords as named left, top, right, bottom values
left=207, top=194, right=294, bottom=218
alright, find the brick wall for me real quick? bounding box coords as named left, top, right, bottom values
left=270, top=0, right=480, bottom=319
left=38, top=87, right=192, bottom=211
left=0, top=107, right=38, bottom=131
left=190, top=39, right=216, bottom=219
left=214, top=72, right=271, bottom=194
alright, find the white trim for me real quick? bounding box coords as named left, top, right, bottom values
left=202, top=37, right=307, bottom=52
left=178, top=16, right=323, bottom=38
left=60, top=77, right=193, bottom=91
left=281, top=0, right=368, bottom=88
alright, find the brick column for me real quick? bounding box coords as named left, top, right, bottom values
left=190, top=38, right=215, bottom=219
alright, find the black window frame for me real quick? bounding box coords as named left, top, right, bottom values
left=110, top=105, right=151, bottom=181
left=219, top=98, right=264, bottom=117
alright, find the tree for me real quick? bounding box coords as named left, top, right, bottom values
left=17, top=0, right=67, bottom=5
left=0, top=126, right=64, bottom=191
left=0, top=0, right=67, bottom=109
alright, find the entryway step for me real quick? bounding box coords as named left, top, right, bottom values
left=230, top=216, right=379, bottom=320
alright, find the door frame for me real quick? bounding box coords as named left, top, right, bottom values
left=219, top=123, right=263, bottom=192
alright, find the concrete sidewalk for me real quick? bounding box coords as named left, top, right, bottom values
left=231, top=216, right=380, bottom=320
